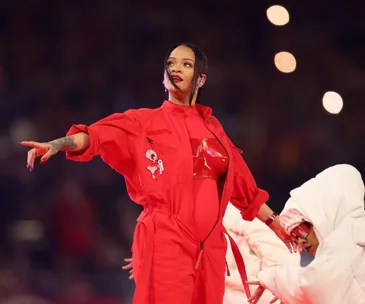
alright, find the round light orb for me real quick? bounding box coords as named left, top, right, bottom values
left=322, top=91, right=343, bottom=114
left=267, top=5, right=290, bottom=26
left=274, top=51, right=297, bottom=73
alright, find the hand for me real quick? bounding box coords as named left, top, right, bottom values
left=246, top=281, right=265, bottom=304
left=257, top=205, right=298, bottom=253
left=274, top=226, right=298, bottom=253
left=246, top=281, right=281, bottom=304
left=121, top=257, right=134, bottom=280
left=270, top=219, right=298, bottom=253
left=19, top=140, right=62, bottom=170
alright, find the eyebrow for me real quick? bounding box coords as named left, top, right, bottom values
left=168, top=57, right=195, bottom=62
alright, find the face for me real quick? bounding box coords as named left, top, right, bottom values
left=164, top=45, right=205, bottom=101
left=292, top=223, right=320, bottom=256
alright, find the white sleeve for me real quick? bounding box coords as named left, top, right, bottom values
left=241, top=219, right=300, bottom=269
left=258, top=256, right=350, bottom=304
left=258, top=264, right=306, bottom=303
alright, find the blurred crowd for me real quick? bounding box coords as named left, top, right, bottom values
left=0, top=0, right=364, bottom=303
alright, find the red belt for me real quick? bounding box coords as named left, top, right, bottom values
left=223, top=227, right=252, bottom=299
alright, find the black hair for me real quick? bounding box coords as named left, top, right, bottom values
left=303, top=221, right=313, bottom=228
left=164, top=43, right=208, bottom=105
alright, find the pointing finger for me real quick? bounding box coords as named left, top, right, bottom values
left=19, top=141, right=45, bottom=149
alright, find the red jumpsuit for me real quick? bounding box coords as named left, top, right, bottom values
left=66, top=100, right=269, bottom=304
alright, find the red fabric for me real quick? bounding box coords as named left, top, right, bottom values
left=191, top=138, right=229, bottom=179
left=66, top=101, right=269, bottom=304
left=187, top=109, right=229, bottom=241
left=192, top=178, right=220, bottom=240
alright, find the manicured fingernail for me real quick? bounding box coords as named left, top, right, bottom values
left=40, top=159, right=45, bottom=164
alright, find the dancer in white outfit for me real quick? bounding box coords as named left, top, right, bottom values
left=249, top=164, right=365, bottom=304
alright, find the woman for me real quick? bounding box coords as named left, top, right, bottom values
left=20, top=43, right=292, bottom=304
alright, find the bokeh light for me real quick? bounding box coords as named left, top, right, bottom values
left=322, top=91, right=343, bottom=114
left=274, top=51, right=297, bottom=73
left=266, top=5, right=290, bottom=26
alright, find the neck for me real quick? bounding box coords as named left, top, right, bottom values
left=168, top=93, right=197, bottom=106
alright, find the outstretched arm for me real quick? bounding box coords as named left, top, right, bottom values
left=255, top=256, right=347, bottom=304
left=20, top=132, right=90, bottom=170
left=21, top=110, right=142, bottom=173
left=49, top=133, right=89, bottom=152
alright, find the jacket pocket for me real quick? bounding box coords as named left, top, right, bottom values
left=145, top=128, right=177, bottom=149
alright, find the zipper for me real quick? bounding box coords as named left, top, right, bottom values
left=195, top=181, right=228, bottom=269
left=195, top=242, right=204, bottom=269
left=194, top=117, right=230, bottom=269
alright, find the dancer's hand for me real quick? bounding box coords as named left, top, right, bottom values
left=19, top=141, right=62, bottom=171
left=246, top=281, right=265, bottom=304
left=246, top=281, right=282, bottom=304
left=122, top=257, right=134, bottom=280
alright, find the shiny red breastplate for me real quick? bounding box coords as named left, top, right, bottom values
left=191, top=138, right=229, bottom=180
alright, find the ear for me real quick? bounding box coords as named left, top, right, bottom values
left=197, top=74, right=207, bottom=88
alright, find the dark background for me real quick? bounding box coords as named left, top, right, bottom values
left=0, top=0, right=364, bottom=302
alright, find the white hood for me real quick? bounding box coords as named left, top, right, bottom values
left=280, top=164, right=365, bottom=242
left=257, top=165, right=365, bottom=304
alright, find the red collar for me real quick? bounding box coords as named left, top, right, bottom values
left=161, top=100, right=212, bottom=118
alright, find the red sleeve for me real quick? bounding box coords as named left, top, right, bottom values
left=65, top=110, right=141, bottom=175
left=230, top=147, right=269, bottom=221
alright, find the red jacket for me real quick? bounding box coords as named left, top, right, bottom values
left=66, top=101, right=269, bottom=303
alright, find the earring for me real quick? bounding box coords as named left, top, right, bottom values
left=165, top=88, right=167, bottom=93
